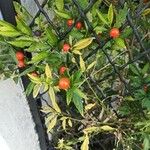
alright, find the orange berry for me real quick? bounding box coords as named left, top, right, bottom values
left=58, top=77, right=70, bottom=90
left=109, top=28, right=120, bottom=38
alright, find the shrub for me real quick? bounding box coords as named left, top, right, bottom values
left=0, top=0, right=150, bottom=149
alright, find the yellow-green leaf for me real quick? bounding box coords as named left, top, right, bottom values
left=47, top=116, right=57, bottom=132
left=16, top=17, right=32, bottom=35
left=81, top=134, right=89, bottom=150
left=8, top=40, right=32, bottom=47
left=115, top=38, right=126, bottom=48
left=33, top=84, right=41, bottom=98
left=0, top=31, right=21, bottom=37
left=96, top=10, right=108, bottom=25
left=54, top=10, right=71, bottom=19
left=55, top=0, right=64, bottom=11
left=28, top=74, right=41, bottom=84
left=45, top=64, right=52, bottom=78
left=87, top=61, right=96, bottom=70
left=68, top=119, right=73, bottom=127
left=72, top=50, right=82, bottom=55
left=83, top=127, right=99, bottom=133
left=80, top=55, right=86, bottom=72
left=142, top=8, right=150, bottom=16
left=73, top=38, right=94, bottom=50
left=41, top=106, right=55, bottom=113
left=62, top=118, right=66, bottom=130
left=49, top=86, right=61, bottom=113
left=108, top=4, right=114, bottom=25
left=85, top=103, right=96, bottom=111
left=100, top=125, right=115, bottom=131
left=45, top=114, right=56, bottom=124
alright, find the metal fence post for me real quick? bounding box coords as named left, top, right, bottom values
left=0, top=0, right=48, bottom=149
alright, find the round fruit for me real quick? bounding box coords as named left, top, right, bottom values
left=67, top=19, right=73, bottom=27
left=144, top=84, right=148, bottom=92
left=17, top=60, right=25, bottom=68
left=58, top=77, right=70, bottom=90
left=109, top=28, right=120, bottom=38
left=63, top=43, right=71, bottom=53
left=34, top=30, right=42, bottom=37
left=31, top=72, right=38, bottom=77
left=16, top=51, right=24, bottom=61
left=59, top=66, right=67, bottom=75
left=75, top=21, right=82, bottom=30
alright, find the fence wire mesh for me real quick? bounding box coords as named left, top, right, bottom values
left=28, top=0, right=150, bottom=148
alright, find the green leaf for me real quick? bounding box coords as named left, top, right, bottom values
left=143, top=134, right=150, bottom=150
left=114, top=4, right=128, bottom=28
left=25, top=82, right=35, bottom=96
left=94, top=26, right=107, bottom=34
left=26, top=42, right=50, bottom=52
left=54, top=10, right=71, bottom=19
left=77, top=0, right=88, bottom=9
left=96, top=10, right=108, bottom=25
left=142, top=98, right=150, bottom=110
left=115, top=38, right=126, bottom=48
left=108, top=4, right=114, bottom=26
left=66, top=89, right=73, bottom=105
left=72, top=71, right=82, bottom=83
left=0, top=31, right=21, bottom=37
left=8, top=40, right=32, bottom=48
left=19, top=66, right=36, bottom=77
left=55, top=0, right=64, bottom=11
left=28, top=51, right=49, bottom=64
left=13, top=1, right=32, bottom=22
left=129, top=65, right=140, bottom=76
left=75, top=88, right=87, bottom=100
left=73, top=92, right=83, bottom=116
left=45, top=27, right=58, bottom=46
left=92, top=0, right=102, bottom=17
left=16, top=17, right=32, bottom=35
left=0, top=20, right=19, bottom=31
left=142, top=63, right=149, bottom=75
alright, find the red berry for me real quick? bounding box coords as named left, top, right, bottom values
left=58, top=77, right=70, bottom=90
left=67, top=19, right=73, bottom=27
left=16, top=51, right=24, bottom=61
left=109, top=28, right=120, bottom=38
left=18, top=60, right=25, bottom=68
left=31, top=72, right=38, bottom=77
left=63, top=43, right=71, bottom=53
left=75, top=22, right=82, bottom=30
left=59, top=66, right=67, bottom=75
left=144, top=84, right=148, bottom=92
